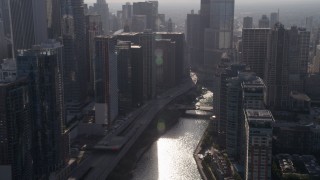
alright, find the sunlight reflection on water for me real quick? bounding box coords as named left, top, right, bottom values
left=133, top=118, right=209, bottom=180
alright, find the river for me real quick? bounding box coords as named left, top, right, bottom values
left=132, top=118, right=209, bottom=180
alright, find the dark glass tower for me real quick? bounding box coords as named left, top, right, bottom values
left=265, top=24, right=289, bottom=110
left=0, top=78, right=33, bottom=180
left=9, top=0, right=48, bottom=54
left=133, top=1, right=158, bottom=31
left=16, top=41, right=68, bottom=178
left=94, top=36, right=118, bottom=126
left=204, top=0, right=235, bottom=67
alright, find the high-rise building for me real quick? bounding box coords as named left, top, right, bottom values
left=258, top=15, right=270, bottom=28
left=270, top=12, right=279, bottom=28
left=16, top=41, right=68, bottom=178
left=116, top=41, right=144, bottom=111
left=242, top=28, right=270, bottom=79
left=0, top=59, right=16, bottom=81
left=133, top=1, right=158, bottom=31
left=155, top=32, right=186, bottom=82
left=117, top=32, right=156, bottom=100
left=204, top=0, right=235, bottom=67
left=288, top=27, right=310, bottom=93
left=242, top=77, right=266, bottom=109
left=167, top=18, right=173, bottom=32
left=306, top=16, right=313, bottom=32
left=226, top=72, right=258, bottom=160
left=130, top=45, right=144, bottom=107
left=265, top=25, right=310, bottom=110
left=47, top=0, right=62, bottom=39
left=86, top=14, right=103, bottom=95
left=243, top=16, right=253, bottom=29
left=0, top=0, right=11, bottom=36
left=312, top=45, right=320, bottom=73
left=244, top=109, right=274, bottom=180
left=131, top=15, right=147, bottom=32
left=155, top=39, right=176, bottom=93
left=0, top=19, right=7, bottom=60
left=213, top=62, right=246, bottom=148
left=186, top=11, right=201, bottom=66
left=122, top=2, right=132, bottom=27
left=0, top=78, right=33, bottom=180
left=265, top=24, right=289, bottom=110
left=94, top=36, right=118, bottom=126
left=93, top=0, right=110, bottom=35
left=9, top=0, right=48, bottom=54
left=61, top=0, right=85, bottom=117
left=70, top=0, right=88, bottom=110
left=198, top=0, right=211, bottom=65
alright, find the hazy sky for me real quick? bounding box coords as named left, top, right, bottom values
left=84, top=0, right=319, bottom=4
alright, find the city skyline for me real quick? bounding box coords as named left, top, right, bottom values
left=1, top=0, right=320, bottom=179
left=85, top=0, right=320, bottom=5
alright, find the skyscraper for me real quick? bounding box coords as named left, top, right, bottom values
left=155, top=32, right=186, bottom=82
left=270, top=12, right=279, bottom=28
left=94, top=36, right=118, bottom=126
left=258, top=15, right=270, bottom=28
left=0, top=78, right=33, bottom=180
left=122, top=2, right=132, bottom=28
left=71, top=0, right=88, bottom=110
left=167, top=18, right=173, bottom=32
left=131, top=15, right=147, bottom=32
left=93, top=0, right=110, bottom=35
left=9, top=0, right=48, bottom=54
left=47, top=0, right=62, bottom=39
left=0, top=0, right=11, bottom=36
left=117, top=32, right=156, bottom=100
left=226, top=72, right=258, bottom=160
left=116, top=41, right=133, bottom=112
left=155, top=39, right=176, bottom=93
left=186, top=11, right=201, bottom=66
left=265, top=24, right=289, bottom=110
left=242, top=77, right=266, bottom=109
left=86, top=14, right=103, bottom=95
left=312, top=45, right=320, bottom=73
left=0, top=19, right=7, bottom=60
left=243, top=16, right=253, bottom=29
left=116, top=41, right=144, bottom=111
left=213, top=62, right=246, bottom=148
left=199, top=0, right=211, bottom=65
left=133, top=1, right=158, bottom=31
left=242, top=28, right=270, bottom=79
left=288, top=27, right=310, bottom=93
left=130, top=45, right=144, bottom=107
left=244, top=109, right=274, bottom=180
left=16, top=41, right=68, bottom=178
left=306, top=16, right=313, bottom=32
left=61, top=0, right=85, bottom=117
left=265, top=25, right=310, bottom=110
left=204, top=0, right=235, bottom=67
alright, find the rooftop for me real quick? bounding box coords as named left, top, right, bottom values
left=242, top=76, right=265, bottom=89
left=290, top=91, right=311, bottom=102
left=245, top=109, right=274, bottom=120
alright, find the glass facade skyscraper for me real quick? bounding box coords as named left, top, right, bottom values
left=204, top=0, right=234, bottom=67
left=16, top=41, right=68, bottom=178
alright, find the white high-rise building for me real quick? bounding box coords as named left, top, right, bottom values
left=244, top=109, right=274, bottom=180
